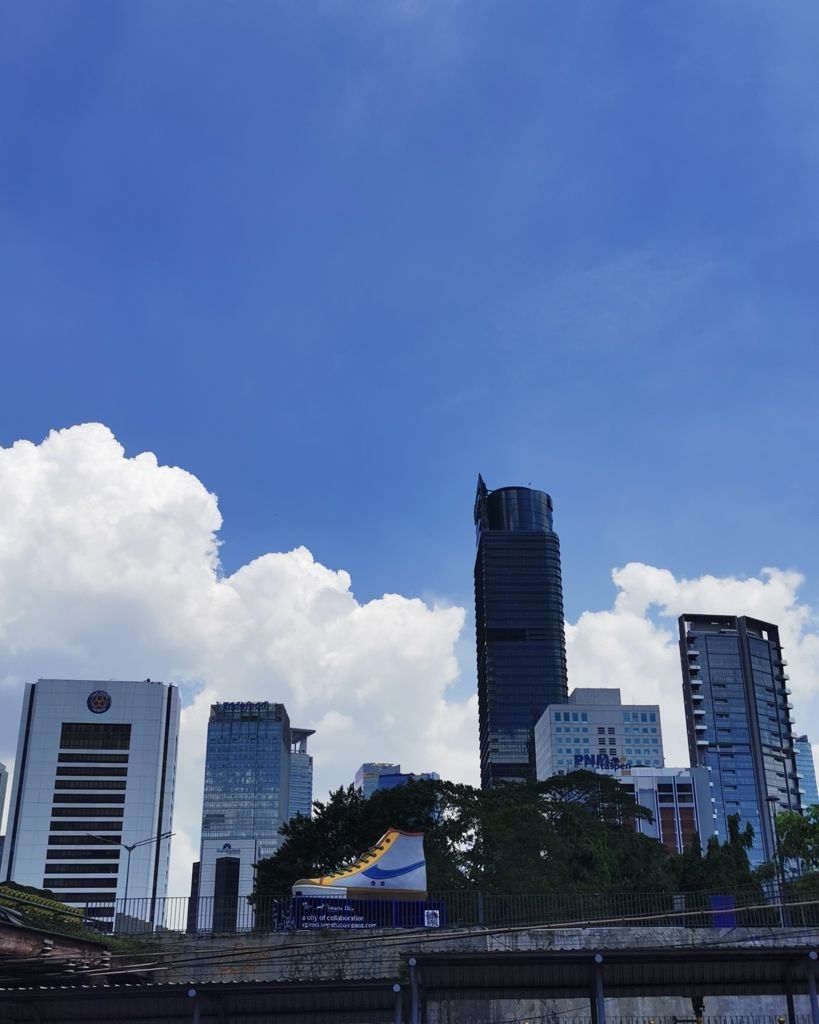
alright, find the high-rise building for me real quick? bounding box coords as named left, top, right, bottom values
left=534, top=688, right=664, bottom=779
left=0, top=678, right=179, bottom=929
left=354, top=762, right=401, bottom=799
left=375, top=769, right=440, bottom=791
left=289, top=728, right=315, bottom=819
left=795, top=735, right=819, bottom=809
left=679, top=615, right=801, bottom=866
left=352, top=763, right=439, bottom=798
left=474, top=476, right=569, bottom=788
left=196, top=702, right=292, bottom=931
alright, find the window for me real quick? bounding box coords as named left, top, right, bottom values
left=581, top=713, right=588, bottom=722
left=58, top=754, right=129, bottom=764
left=608, top=727, right=615, bottom=734
left=51, top=794, right=125, bottom=804
left=54, top=781, right=126, bottom=790
left=59, top=723, right=131, bottom=751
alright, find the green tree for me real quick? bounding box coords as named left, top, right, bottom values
left=677, top=814, right=755, bottom=893
left=252, top=771, right=680, bottom=903
left=775, top=806, right=819, bottom=872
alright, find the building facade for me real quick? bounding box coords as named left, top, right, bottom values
left=196, top=701, right=294, bottom=931
left=289, top=728, right=315, bottom=819
left=354, top=763, right=400, bottom=799
left=619, top=766, right=715, bottom=855
left=200, top=702, right=292, bottom=860
left=679, top=614, right=801, bottom=866
left=474, top=476, right=569, bottom=788
left=535, top=688, right=664, bottom=780
left=795, top=735, right=819, bottom=809
left=374, top=769, right=440, bottom=792
left=0, top=678, right=179, bottom=929
left=352, top=763, right=439, bottom=797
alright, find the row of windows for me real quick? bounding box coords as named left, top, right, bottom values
left=49, top=832, right=122, bottom=842
left=45, top=863, right=119, bottom=874
left=555, top=758, right=663, bottom=768
left=56, top=766, right=128, bottom=777
left=623, top=712, right=657, bottom=723
left=43, top=878, right=117, bottom=889
left=52, top=793, right=125, bottom=804
left=46, top=849, right=120, bottom=859
left=58, top=753, right=129, bottom=764
left=59, top=723, right=132, bottom=751
left=553, top=712, right=589, bottom=722
left=51, top=809, right=124, bottom=820
left=54, top=780, right=126, bottom=790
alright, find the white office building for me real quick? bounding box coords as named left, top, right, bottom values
left=535, top=688, right=664, bottom=779
left=619, top=766, right=717, bottom=854
left=1, top=679, right=180, bottom=930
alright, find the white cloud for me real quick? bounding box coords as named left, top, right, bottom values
left=567, top=562, right=819, bottom=767
left=1, top=424, right=818, bottom=895
left=0, top=424, right=470, bottom=895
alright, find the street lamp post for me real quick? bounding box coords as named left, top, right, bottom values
left=86, top=830, right=174, bottom=927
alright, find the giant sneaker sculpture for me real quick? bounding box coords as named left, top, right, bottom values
left=292, top=829, right=427, bottom=899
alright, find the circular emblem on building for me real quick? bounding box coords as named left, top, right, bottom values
left=87, top=690, right=112, bottom=714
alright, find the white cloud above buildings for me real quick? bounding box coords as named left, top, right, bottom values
left=0, top=423, right=817, bottom=894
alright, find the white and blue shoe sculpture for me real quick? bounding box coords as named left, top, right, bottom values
left=292, top=829, right=427, bottom=899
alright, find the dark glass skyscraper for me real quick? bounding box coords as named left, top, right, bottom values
left=474, top=475, right=569, bottom=788
left=679, top=614, right=801, bottom=866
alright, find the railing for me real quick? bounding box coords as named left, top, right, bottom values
left=80, top=880, right=819, bottom=936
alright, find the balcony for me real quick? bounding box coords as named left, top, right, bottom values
left=696, top=737, right=709, bottom=746
left=692, top=692, right=704, bottom=701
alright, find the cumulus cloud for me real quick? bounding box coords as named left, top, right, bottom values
left=0, top=424, right=817, bottom=895
left=567, top=563, right=819, bottom=767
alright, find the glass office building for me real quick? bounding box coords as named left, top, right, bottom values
left=795, top=735, right=819, bottom=809
left=201, top=702, right=291, bottom=861
left=288, top=728, right=315, bottom=819
left=353, top=763, right=439, bottom=797
left=474, top=475, right=569, bottom=788
left=679, top=615, right=801, bottom=866
left=196, top=701, right=295, bottom=931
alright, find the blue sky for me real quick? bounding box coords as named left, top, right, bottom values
left=3, top=0, right=819, bottom=629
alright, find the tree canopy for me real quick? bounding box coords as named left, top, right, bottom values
left=252, top=773, right=757, bottom=901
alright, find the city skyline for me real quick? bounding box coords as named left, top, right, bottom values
left=2, top=3, right=819, bottom=896
left=0, top=429, right=818, bottom=895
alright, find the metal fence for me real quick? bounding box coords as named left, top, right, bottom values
left=79, top=879, right=819, bottom=936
